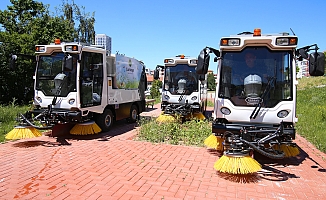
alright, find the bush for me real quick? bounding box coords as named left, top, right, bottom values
left=0, top=99, right=30, bottom=142
left=150, top=80, right=162, bottom=98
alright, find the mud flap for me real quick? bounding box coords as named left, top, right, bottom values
left=50, top=123, right=75, bottom=137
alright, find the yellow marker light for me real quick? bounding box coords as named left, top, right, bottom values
left=221, top=39, right=228, bottom=46
left=54, top=39, right=61, bottom=45
left=289, top=38, right=297, bottom=45
left=253, top=28, right=261, bottom=36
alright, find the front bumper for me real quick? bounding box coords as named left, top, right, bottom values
left=212, top=121, right=295, bottom=140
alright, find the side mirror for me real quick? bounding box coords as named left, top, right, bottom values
left=196, top=48, right=210, bottom=74
left=309, top=52, right=325, bottom=76
left=9, top=54, right=17, bottom=70
left=154, top=68, right=159, bottom=80
left=299, top=48, right=308, bottom=59
left=154, top=65, right=163, bottom=80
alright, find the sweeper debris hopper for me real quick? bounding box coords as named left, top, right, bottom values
left=153, top=55, right=208, bottom=122
left=198, top=28, right=325, bottom=174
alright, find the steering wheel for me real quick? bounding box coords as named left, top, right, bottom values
left=233, top=74, right=244, bottom=85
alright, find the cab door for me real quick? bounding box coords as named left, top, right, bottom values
left=80, top=51, right=104, bottom=108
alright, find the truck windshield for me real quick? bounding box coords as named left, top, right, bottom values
left=163, top=64, right=198, bottom=95
left=36, top=52, right=78, bottom=97
left=218, top=47, right=293, bottom=108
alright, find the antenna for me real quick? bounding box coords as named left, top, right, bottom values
left=290, top=28, right=296, bottom=36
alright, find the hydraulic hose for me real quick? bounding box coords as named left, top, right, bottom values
left=240, top=138, right=285, bottom=159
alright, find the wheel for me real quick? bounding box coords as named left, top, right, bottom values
left=95, top=109, right=114, bottom=132
left=128, top=105, right=139, bottom=123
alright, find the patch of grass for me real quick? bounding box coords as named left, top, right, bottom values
left=297, top=76, right=326, bottom=90
left=0, top=100, right=30, bottom=142
left=207, top=100, right=214, bottom=107
left=135, top=116, right=212, bottom=147
left=296, top=76, right=326, bottom=153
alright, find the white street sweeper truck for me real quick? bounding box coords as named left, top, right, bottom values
left=6, top=39, right=147, bottom=138
left=197, top=28, right=325, bottom=174
left=153, top=55, right=208, bottom=122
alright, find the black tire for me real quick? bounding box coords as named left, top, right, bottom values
left=128, top=105, right=139, bottom=123
left=96, top=109, right=114, bottom=132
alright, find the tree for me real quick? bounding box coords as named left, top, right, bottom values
left=56, top=0, right=95, bottom=44
left=207, top=73, right=216, bottom=91
left=150, top=80, right=162, bottom=98
left=0, top=0, right=95, bottom=105
left=0, top=0, right=50, bottom=104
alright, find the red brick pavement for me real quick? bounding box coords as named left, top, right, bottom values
left=0, top=104, right=325, bottom=200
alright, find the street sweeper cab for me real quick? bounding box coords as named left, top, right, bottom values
left=7, top=39, right=147, bottom=137
left=153, top=55, right=208, bottom=121
left=197, top=28, right=325, bottom=174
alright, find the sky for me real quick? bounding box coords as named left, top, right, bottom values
left=1, top=0, right=326, bottom=73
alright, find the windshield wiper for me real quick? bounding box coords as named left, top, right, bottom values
left=250, top=76, right=276, bottom=119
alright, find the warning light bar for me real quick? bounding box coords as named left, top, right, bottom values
left=253, top=28, right=261, bottom=36
left=175, top=54, right=186, bottom=59
left=54, top=39, right=61, bottom=45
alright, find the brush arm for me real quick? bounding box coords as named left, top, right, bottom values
left=19, top=113, right=54, bottom=130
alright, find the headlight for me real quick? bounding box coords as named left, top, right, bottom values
left=68, top=99, right=75, bottom=105
left=277, top=110, right=289, bottom=118
left=220, top=107, right=231, bottom=115
left=191, top=96, right=197, bottom=101
left=164, top=95, right=170, bottom=100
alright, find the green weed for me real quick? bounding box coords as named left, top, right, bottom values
left=136, top=116, right=212, bottom=147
